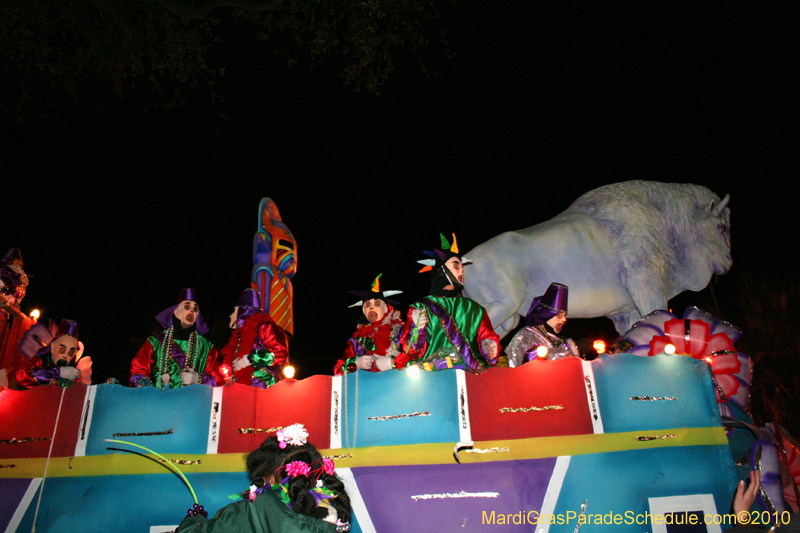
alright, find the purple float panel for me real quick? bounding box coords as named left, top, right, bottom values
left=0, top=478, right=37, bottom=532
left=351, top=458, right=557, bottom=532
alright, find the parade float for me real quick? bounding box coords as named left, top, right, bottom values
left=1, top=184, right=798, bottom=533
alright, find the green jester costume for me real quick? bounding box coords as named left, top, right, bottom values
left=130, top=288, right=221, bottom=388
left=398, top=234, right=500, bottom=374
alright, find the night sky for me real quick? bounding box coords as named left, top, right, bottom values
left=4, top=3, right=797, bottom=383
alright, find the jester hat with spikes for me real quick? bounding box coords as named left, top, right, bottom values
left=417, top=233, right=472, bottom=294
left=348, top=273, right=402, bottom=309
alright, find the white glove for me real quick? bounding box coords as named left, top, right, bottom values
left=355, top=355, right=374, bottom=370
left=410, top=309, right=428, bottom=329
left=481, top=339, right=499, bottom=359
left=232, top=356, right=252, bottom=372
left=181, top=369, right=199, bottom=386
left=162, top=373, right=171, bottom=387
left=374, top=355, right=394, bottom=372
left=58, top=366, right=81, bottom=381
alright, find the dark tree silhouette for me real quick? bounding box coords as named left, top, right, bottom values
left=1, top=0, right=451, bottom=122
left=705, top=271, right=800, bottom=436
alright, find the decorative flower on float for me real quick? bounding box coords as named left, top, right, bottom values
left=623, top=306, right=752, bottom=415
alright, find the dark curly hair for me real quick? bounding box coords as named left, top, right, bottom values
left=246, top=436, right=351, bottom=525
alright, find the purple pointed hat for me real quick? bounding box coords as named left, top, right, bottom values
left=236, top=288, right=261, bottom=310
left=525, top=283, right=568, bottom=327
left=56, top=319, right=79, bottom=340
left=177, top=287, right=198, bottom=304
left=231, top=288, right=263, bottom=328
left=155, top=288, right=210, bottom=334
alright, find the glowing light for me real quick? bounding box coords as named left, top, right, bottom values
left=219, top=364, right=232, bottom=379
left=283, top=365, right=295, bottom=379
left=704, top=356, right=714, bottom=365
left=593, top=340, right=607, bottom=354
left=406, top=365, right=421, bottom=378
left=30, top=309, right=40, bottom=321
left=664, top=344, right=676, bottom=354
left=536, top=346, right=548, bottom=359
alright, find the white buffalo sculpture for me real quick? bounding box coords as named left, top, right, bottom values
left=463, top=181, right=732, bottom=337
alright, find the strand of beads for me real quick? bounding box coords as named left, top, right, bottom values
left=186, top=503, right=208, bottom=517
left=185, top=331, right=197, bottom=372
left=157, top=327, right=175, bottom=390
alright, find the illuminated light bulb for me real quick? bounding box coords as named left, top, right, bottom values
left=406, top=365, right=421, bottom=378
left=536, top=346, right=549, bottom=359
left=593, top=340, right=607, bottom=354
left=219, top=364, right=232, bottom=379
left=283, top=365, right=296, bottom=379
left=30, top=309, right=40, bottom=321
left=664, top=344, right=676, bottom=354
left=704, top=356, right=713, bottom=365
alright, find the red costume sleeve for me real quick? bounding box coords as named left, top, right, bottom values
left=15, top=357, right=46, bottom=390
left=200, top=346, right=222, bottom=386
left=477, top=310, right=501, bottom=367
left=129, top=340, right=155, bottom=387
left=258, top=323, right=288, bottom=367
left=334, top=341, right=358, bottom=375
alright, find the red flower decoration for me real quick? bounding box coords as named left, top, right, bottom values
left=285, top=461, right=311, bottom=478
left=647, top=318, right=742, bottom=402
left=322, top=457, right=335, bottom=475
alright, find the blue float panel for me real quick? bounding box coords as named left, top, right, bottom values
left=593, top=353, right=721, bottom=433
left=85, top=384, right=213, bottom=456
left=340, top=369, right=460, bottom=447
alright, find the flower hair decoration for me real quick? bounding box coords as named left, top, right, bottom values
left=322, top=457, right=335, bottom=476
left=277, top=423, right=309, bottom=449
left=285, top=461, right=311, bottom=478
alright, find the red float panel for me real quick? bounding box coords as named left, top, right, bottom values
left=0, top=384, right=87, bottom=458
left=466, top=359, right=594, bottom=441
left=217, top=376, right=331, bottom=454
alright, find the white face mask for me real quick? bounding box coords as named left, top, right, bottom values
left=51, top=335, right=79, bottom=365
left=362, top=299, right=388, bottom=323
left=174, top=300, right=199, bottom=328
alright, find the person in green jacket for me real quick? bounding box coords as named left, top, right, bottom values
left=177, top=424, right=352, bottom=533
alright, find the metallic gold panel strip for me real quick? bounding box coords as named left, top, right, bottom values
left=238, top=427, right=282, bottom=434
left=0, top=437, right=49, bottom=445
left=630, top=396, right=678, bottom=401
left=499, top=405, right=563, bottom=413
left=366, top=411, right=431, bottom=421
left=112, top=429, right=174, bottom=437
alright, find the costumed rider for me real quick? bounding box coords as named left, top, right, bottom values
left=221, top=288, right=289, bottom=388
left=505, top=282, right=579, bottom=367
left=130, top=288, right=221, bottom=389
left=0, top=248, right=30, bottom=309
left=16, top=319, right=92, bottom=389
left=334, top=274, right=404, bottom=375
left=398, top=233, right=500, bottom=374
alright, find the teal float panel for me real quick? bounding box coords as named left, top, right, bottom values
left=551, top=445, right=738, bottom=532
left=340, top=369, right=460, bottom=448
left=593, top=353, right=721, bottom=433
left=85, top=383, right=213, bottom=456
